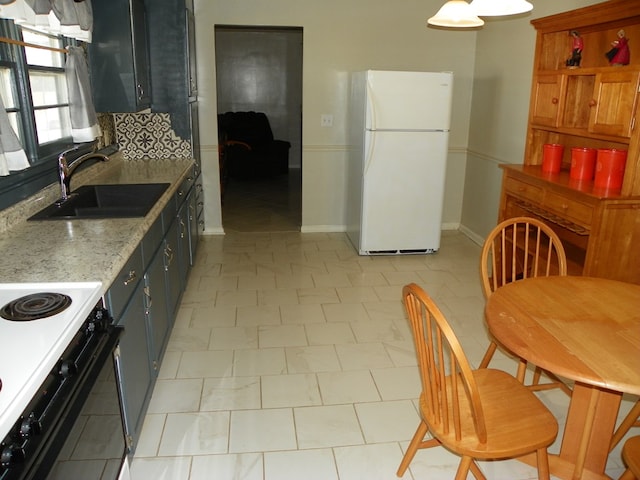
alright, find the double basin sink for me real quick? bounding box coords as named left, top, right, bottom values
left=29, top=183, right=170, bottom=220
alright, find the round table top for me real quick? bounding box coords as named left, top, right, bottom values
left=484, top=276, right=640, bottom=395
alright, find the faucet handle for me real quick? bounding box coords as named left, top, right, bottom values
left=58, top=145, right=81, bottom=165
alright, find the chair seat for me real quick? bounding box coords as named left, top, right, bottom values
left=424, top=368, right=558, bottom=459
left=623, top=436, right=640, bottom=477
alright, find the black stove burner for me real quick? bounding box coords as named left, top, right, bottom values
left=0, top=292, right=72, bottom=321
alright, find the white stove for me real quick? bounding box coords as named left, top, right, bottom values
left=0, top=282, right=103, bottom=439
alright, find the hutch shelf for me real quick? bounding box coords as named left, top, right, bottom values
left=499, top=0, right=640, bottom=284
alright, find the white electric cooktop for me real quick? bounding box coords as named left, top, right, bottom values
left=0, top=282, right=103, bottom=439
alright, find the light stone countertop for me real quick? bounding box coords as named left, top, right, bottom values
left=0, top=153, right=195, bottom=292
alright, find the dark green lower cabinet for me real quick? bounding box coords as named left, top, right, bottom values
left=114, top=281, right=153, bottom=453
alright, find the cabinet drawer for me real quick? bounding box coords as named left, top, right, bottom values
left=107, top=246, right=144, bottom=322
left=141, top=215, right=164, bottom=268
left=504, top=177, right=543, bottom=203
left=543, top=191, right=593, bottom=227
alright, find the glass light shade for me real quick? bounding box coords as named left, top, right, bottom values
left=470, top=0, right=533, bottom=16
left=428, top=0, right=484, bottom=27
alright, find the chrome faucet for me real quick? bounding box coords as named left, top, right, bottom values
left=57, top=144, right=109, bottom=203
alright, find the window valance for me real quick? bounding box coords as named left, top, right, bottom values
left=0, top=0, right=92, bottom=42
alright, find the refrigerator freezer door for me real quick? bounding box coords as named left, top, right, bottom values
left=360, top=130, right=448, bottom=254
left=365, top=70, right=452, bottom=131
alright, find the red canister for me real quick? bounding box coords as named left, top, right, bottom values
left=570, top=147, right=597, bottom=181
left=594, top=149, right=627, bottom=190
left=542, top=144, right=564, bottom=174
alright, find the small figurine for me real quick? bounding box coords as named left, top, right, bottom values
left=606, top=29, right=630, bottom=66
left=566, top=30, right=583, bottom=68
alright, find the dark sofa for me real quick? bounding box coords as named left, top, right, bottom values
left=218, top=111, right=291, bottom=179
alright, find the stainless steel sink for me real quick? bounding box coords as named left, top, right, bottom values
left=29, top=183, right=170, bottom=220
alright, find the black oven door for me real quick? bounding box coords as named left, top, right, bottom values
left=42, top=325, right=127, bottom=480
left=0, top=324, right=128, bottom=480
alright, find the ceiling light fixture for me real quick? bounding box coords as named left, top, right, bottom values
left=427, top=0, right=484, bottom=28
left=469, top=0, right=533, bottom=16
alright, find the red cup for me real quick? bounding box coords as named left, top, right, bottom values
left=570, top=147, right=597, bottom=181
left=594, top=149, right=627, bottom=190
left=542, top=144, right=564, bottom=174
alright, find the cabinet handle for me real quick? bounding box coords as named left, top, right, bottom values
left=561, top=203, right=569, bottom=210
left=143, top=285, right=152, bottom=315
left=198, top=201, right=204, bottom=207
left=551, top=97, right=559, bottom=104
left=589, top=99, right=597, bottom=107
left=180, top=219, right=187, bottom=239
left=137, top=84, right=145, bottom=100
left=164, top=244, right=174, bottom=270
left=123, top=270, right=137, bottom=286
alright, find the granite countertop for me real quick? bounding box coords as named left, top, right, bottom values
left=0, top=153, right=195, bottom=292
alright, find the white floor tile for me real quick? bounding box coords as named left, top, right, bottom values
left=129, top=456, right=192, bottom=480
left=305, top=321, right=356, bottom=345
left=134, top=232, right=598, bottom=480
left=370, top=366, right=420, bottom=401
left=147, top=379, right=202, bottom=414
left=258, top=324, right=307, bottom=347
left=209, top=326, right=258, bottom=350
left=335, top=343, right=394, bottom=370
left=355, top=400, right=419, bottom=443
left=317, top=370, right=380, bottom=404
left=157, top=412, right=230, bottom=456
left=176, top=350, right=234, bottom=378
left=264, top=448, right=338, bottom=480
left=261, top=373, right=321, bottom=408
left=201, top=376, right=261, bottom=411
left=294, top=404, right=363, bottom=449
left=285, top=345, right=341, bottom=373
left=233, top=347, right=287, bottom=376
left=229, top=408, right=296, bottom=453
left=190, top=453, right=263, bottom=480
left=334, top=443, right=411, bottom=480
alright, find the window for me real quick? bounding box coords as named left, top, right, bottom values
left=0, top=19, right=79, bottom=210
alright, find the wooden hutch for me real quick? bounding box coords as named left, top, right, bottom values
left=499, top=0, right=640, bottom=284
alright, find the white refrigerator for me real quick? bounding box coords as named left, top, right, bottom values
left=346, top=70, right=453, bottom=255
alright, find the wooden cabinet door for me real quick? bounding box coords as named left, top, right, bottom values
left=531, top=74, right=565, bottom=127
left=589, top=70, right=640, bottom=137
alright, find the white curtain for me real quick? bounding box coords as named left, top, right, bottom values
left=66, top=46, right=100, bottom=142
left=0, top=93, right=29, bottom=176
left=0, top=0, right=92, bottom=42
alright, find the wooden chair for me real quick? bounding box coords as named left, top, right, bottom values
left=397, top=283, right=558, bottom=480
left=479, top=216, right=572, bottom=396
left=620, top=436, right=640, bottom=480
left=611, top=401, right=640, bottom=451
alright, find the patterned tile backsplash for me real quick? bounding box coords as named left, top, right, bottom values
left=114, top=112, right=193, bottom=160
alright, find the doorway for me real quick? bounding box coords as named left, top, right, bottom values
left=215, top=25, right=303, bottom=232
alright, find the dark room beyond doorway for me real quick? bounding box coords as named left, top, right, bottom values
left=215, top=25, right=303, bottom=232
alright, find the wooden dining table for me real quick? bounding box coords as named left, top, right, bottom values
left=484, top=275, right=640, bottom=480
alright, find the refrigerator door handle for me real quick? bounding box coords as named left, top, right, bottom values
left=364, top=131, right=376, bottom=176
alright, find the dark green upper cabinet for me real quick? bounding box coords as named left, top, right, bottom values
left=89, top=0, right=151, bottom=113
left=145, top=0, right=196, bottom=140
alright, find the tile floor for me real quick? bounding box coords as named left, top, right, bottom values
left=221, top=169, right=302, bottom=233
left=128, top=228, right=637, bottom=479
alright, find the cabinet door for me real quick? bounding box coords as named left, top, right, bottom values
left=187, top=187, right=199, bottom=265
left=131, top=0, right=151, bottom=109
left=531, top=74, right=565, bottom=127
left=90, top=0, right=151, bottom=112
left=114, top=281, right=153, bottom=453
left=589, top=70, right=640, bottom=137
left=144, top=248, right=171, bottom=372
left=164, top=218, right=183, bottom=319
left=177, top=200, right=191, bottom=288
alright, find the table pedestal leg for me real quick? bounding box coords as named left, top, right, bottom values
left=560, top=383, right=621, bottom=476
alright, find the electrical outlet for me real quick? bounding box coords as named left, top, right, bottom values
left=321, top=114, right=333, bottom=127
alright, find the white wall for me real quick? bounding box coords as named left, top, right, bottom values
left=194, top=0, right=477, bottom=234
left=461, top=0, right=604, bottom=242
